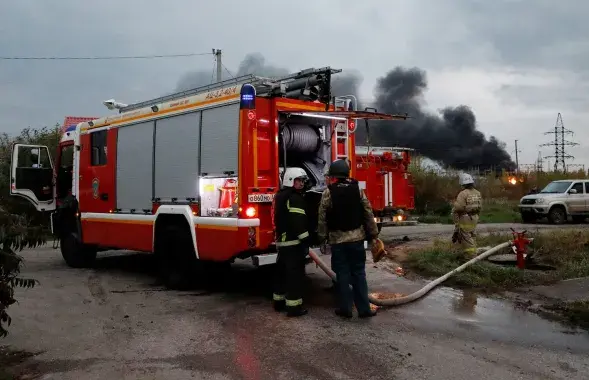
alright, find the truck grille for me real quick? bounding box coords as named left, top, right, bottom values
left=521, top=199, right=536, bottom=205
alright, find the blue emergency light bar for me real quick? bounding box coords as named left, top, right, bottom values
left=240, top=84, right=256, bottom=109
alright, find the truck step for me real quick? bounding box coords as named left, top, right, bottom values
left=252, top=253, right=278, bottom=267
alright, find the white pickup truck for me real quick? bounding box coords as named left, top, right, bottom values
left=518, top=179, right=589, bottom=224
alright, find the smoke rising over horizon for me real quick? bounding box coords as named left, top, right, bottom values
left=175, top=53, right=515, bottom=170
left=371, top=67, right=515, bottom=170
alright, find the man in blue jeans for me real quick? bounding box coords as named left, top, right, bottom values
left=317, top=159, right=380, bottom=319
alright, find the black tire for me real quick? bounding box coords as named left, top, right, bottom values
left=157, top=225, right=199, bottom=290
left=520, top=213, right=536, bottom=224
left=548, top=206, right=567, bottom=225
left=60, top=233, right=97, bottom=268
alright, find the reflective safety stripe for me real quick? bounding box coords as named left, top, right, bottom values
left=287, top=200, right=306, bottom=215
left=458, top=223, right=476, bottom=231
left=464, top=247, right=477, bottom=254
left=273, top=293, right=285, bottom=301
left=297, top=231, right=309, bottom=240
left=285, top=298, right=303, bottom=307
left=276, top=240, right=301, bottom=247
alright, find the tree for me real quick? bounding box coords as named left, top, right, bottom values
left=0, top=125, right=57, bottom=337
left=0, top=207, right=44, bottom=337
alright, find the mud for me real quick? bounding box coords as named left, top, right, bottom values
left=2, top=241, right=589, bottom=379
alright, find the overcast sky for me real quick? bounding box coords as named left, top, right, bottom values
left=1, top=0, right=587, bottom=170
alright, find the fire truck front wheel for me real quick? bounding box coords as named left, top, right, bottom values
left=154, top=221, right=199, bottom=291
left=60, top=233, right=97, bottom=268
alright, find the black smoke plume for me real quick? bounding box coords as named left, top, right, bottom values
left=174, top=55, right=514, bottom=170
left=368, top=67, right=515, bottom=171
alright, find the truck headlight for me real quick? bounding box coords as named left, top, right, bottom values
left=535, top=198, right=546, bottom=205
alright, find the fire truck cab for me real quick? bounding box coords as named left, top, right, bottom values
left=9, top=67, right=408, bottom=289
left=355, top=146, right=415, bottom=231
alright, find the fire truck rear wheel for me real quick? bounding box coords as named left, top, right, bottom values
left=156, top=224, right=199, bottom=290
left=60, top=233, right=97, bottom=268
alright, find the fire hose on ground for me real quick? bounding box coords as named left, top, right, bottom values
left=308, top=234, right=532, bottom=307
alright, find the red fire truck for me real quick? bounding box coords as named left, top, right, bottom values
left=355, top=146, right=415, bottom=231
left=10, top=67, right=407, bottom=288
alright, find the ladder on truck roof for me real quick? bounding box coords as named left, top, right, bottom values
left=119, top=67, right=343, bottom=113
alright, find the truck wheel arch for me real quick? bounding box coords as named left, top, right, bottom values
left=153, top=205, right=198, bottom=258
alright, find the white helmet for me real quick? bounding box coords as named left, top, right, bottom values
left=282, top=167, right=308, bottom=187
left=459, top=173, right=474, bottom=186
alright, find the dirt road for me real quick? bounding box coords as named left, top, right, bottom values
left=3, top=236, right=589, bottom=379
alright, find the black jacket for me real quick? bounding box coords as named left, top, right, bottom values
left=273, top=187, right=310, bottom=247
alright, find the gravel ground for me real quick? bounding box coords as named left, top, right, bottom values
left=3, top=232, right=589, bottom=379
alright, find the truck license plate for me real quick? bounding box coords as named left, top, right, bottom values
left=248, top=193, right=275, bottom=203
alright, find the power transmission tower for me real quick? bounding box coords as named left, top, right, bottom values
left=536, top=151, right=544, bottom=174
left=541, top=113, right=578, bottom=172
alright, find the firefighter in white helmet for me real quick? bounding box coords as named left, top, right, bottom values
left=272, top=167, right=311, bottom=317
left=451, top=173, right=482, bottom=257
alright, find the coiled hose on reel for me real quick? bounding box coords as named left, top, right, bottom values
left=280, top=124, right=321, bottom=154
left=308, top=241, right=512, bottom=307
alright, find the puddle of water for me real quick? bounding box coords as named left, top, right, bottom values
left=304, top=260, right=589, bottom=352
left=398, top=286, right=589, bottom=351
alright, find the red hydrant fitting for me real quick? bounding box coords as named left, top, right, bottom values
left=510, top=229, right=532, bottom=269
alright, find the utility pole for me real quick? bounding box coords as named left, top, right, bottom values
left=212, top=49, right=222, bottom=83
left=514, top=140, right=520, bottom=174
left=541, top=113, right=578, bottom=172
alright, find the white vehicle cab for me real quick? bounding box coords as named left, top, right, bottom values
left=518, top=179, right=589, bottom=224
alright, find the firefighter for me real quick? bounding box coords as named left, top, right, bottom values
left=317, top=159, right=379, bottom=319
left=451, top=173, right=482, bottom=257
left=272, top=167, right=311, bottom=317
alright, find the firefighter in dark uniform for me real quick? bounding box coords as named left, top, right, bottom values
left=272, top=167, right=311, bottom=317
left=318, top=159, right=380, bottom=319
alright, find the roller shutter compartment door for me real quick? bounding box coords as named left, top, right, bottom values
left=154, top=111, right=201, bottom=202
left=116, top=121, right=154, bottom=212
left=200, top=103, right=239, bottom=176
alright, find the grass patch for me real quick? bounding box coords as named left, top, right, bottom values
left=546, top=301, right=589, bottom=329
left=417, top=199, right=521, bottom=225
left=404, top=242, right=544, bottom=290
left=403, top=229, right=589, bottom=291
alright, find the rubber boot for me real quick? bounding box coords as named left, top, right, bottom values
left=273, top=300, right=286, bottom=312
left=286, top=305, right=308, bottom=317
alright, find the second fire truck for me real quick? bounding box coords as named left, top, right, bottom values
left=10, top=67, right=408, bottom=288
left=355, top=146, right=415, bottom=231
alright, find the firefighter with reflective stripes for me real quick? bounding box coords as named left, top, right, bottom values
left=272, top=167, right=311, bottom=317
left=452, top=173, right=482, bottom=257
